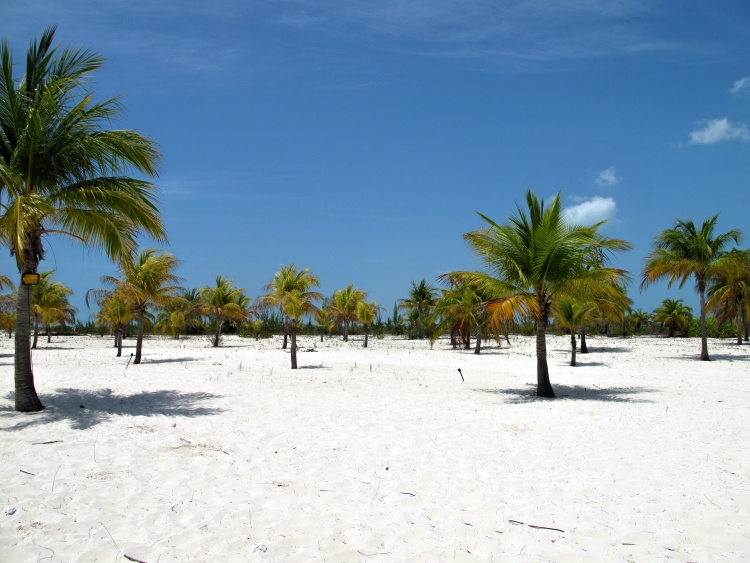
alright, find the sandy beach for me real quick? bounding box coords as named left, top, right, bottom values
left=1, top=333, right=749, bottom=561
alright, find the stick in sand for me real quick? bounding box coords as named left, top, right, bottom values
left=458, top=368, right=464, bottom=382
left=126, top=353, right=134, bottom=368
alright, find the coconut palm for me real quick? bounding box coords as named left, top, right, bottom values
left=199, top=275, right=249, bottom=347
left=31, top=271, right=75, bottom=347
left=399, top=279, right=437, bottom=340
left=628, top=308, right=652, bottom=334
left=456, top=190, right=631, bottom=397
left=314, top=305, right=332, bottom=342
left=429, top=279, right=484, bottom=350
left=90, top=290, right=132, bottom=356
left=553, top=297, right=594, bottom=366
left=653, top=298, right=693, bottom=337
left=92, top=250, right=181, bottom=363
left=706, top=249, right=750, bottom=344
left=329, top=284, right=365, bottom=342
left=642, top=216, right=741, bottom=360
left=283, top=289, right=320, bottom=368
left=257, top=264, right=321, bottom=349
left=357, top=300, right=383, bottom=348
left=0, top=27, right=165, bottom=411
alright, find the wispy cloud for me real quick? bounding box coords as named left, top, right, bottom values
left=595, top=166, right=620, bottom=187
left=564, top=197, right=617, bottom=226
left=730, top=76, right=750, bottom=95
left=689, top=118, right=750, bottom=145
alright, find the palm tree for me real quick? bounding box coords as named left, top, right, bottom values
left=0, top=28, right=165, bottom=411
left=429, top=279, right=483, bottom=350
left=283, top=289, right=320, bottom=368
left=199, top=275, right=249, bottom=347
left=314, top=305, right=332, bottom=342
left=642, top=216, right=741, bottom=360
left=93, top=250, right=181, bottom=363
left=707, top=249, right=750, bottom=344
left=257, top=264, right=321, bottom=349
left=553, top=297, right=593, bottom=366
left=456, top=190, right=631, bottom=397
left=329, top=284, right=365, bottom=342
left=31, top=271, right=75, bottom=347
left=399, top=279, right=437, bottom=339
left=628, top=308, right=652, bottom=334
left=90, top=290, right=132, bottom=356
left=357, top=300, right=383, bottom=348
left=653, top=298, right=693, bottom=337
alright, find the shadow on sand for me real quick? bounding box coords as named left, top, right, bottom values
left=0, top=388, right=224, bottom=431
left=475, top=384, right=656, bottom=404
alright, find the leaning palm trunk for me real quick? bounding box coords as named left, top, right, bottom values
left=15, top=258, right=44, bottom=412
left=32, top=318, right=39, bottom=349
left=698, top=281, right=709, bottom=361
left=474, top=325, right=482, bottom=354
left=535, top=315, right=555, bottom=398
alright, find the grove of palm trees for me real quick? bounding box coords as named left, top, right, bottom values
left=2, top=26, right=750, bottom=562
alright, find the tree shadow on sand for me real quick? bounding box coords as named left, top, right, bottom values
left=475, top=384, right=655, bottom=404
left=0, top=388, right=224, bottom=431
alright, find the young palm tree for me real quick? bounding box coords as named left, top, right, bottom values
left=653, top=298, right=693, bottom=337
left=329, top=284, right=365, bottom=342
left=429, top=279, right=484, bottom=350
left=628, top=308, right=652, bottom=334
left=706, top=249, right=750, bottom=345
left=0, top=28, right=165, bottom=411
left=314, top=306, right=332, bottom=342
left=642, top=215, right=741, bottom=360
left=199, top=275, right=249, bottom=347
left=90, top=290, right=132, bottom=356
left=553, top=297, right=594, bottom=366
left=456, top=190, right=631, bottom=397
left=257, top=264, right=321, bottom=349
left=283, top=289, right=320, bottom=368
left=93, top=250, right=182, bottom=363
left=357, top=300, right=383, bottom=348
left=31, top=271, right=75, bottom=347
left=399, top=279, right=437, bottom=339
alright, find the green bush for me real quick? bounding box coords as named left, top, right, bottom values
left=687, top=317, right=736, bottom=338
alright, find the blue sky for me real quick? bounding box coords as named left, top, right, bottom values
left=2, top=1, right=749, bottom=321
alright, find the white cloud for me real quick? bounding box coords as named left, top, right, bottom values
left=595, top=166, right=620, bottom=187
left=730, top=76, right=750, bottom=95
left=689, top=118, right=750, bottom=145
left=564, top=197, right=617, bottom=226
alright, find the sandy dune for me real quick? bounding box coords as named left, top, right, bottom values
left=1, top=333, right=749, bottom=561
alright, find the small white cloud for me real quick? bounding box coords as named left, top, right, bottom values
left=689, top=118, right=750, bottom=145
left=564, top=197, right=617, bottom=226
left=595, top=166, right=620, bottom=187
left=730, top=76, right=750, bottom=95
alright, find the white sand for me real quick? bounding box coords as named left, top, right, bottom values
left=1, top=333, right=749, bottom=562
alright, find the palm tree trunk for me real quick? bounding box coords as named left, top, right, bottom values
left=134, top=308, right=145, bottom=364
left=699, top=281, right=710, bottom=361
left=570, top=332, right=577, bottom=367
left=474, top=325, right=482, bottom=354
left=290, top=323, right=298, bottom=369
left=535, top=315, right=555, bottom=398
left=736, top=297, right=743, bottom=345
left=116, top=328, right=123, bottom=357
left=343, top=320, right=349, bottom=342
left=47, top=325, right=51, bottom=343
left=580, top=326, right=588, bottom=353
left=364, top=325, right=369, bottom=348
left=15, top=262, right=44, bottom=412
left=32, top=318, right=39, bottom=349
left=282, top=315, right=288, bottom=349
left=213, top=316, right=222, bottom=348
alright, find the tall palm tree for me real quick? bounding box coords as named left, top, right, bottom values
left=257, top=264, right=321, bottom=349
left=653, top=298, right=693, bottom=337
left=283, top=289, right=320, bottom=368
left=32, top=271, right=75, bottom=347
left=399, top=279, right=437, bottom=339
left=706, top=249, right=750, bottom=345
left=93, top=250, right=181, bottom=363
left=0, top=28, right=165, bottom=411
left=329, top=284, right=365, bottom=342
left=199, top=275, right=249, bottom=347
left=357, top=300, right=383, bottom=348
left=642, top=215, right=741, bottom=360
left=553, top=297, right=593, bottom=366
left=456, top=190, right=631, bottom=397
